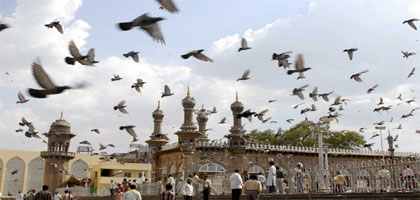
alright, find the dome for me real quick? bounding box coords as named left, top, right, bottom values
left=230, top=92, right=244, bottom=113
left=197, top=106, right=208, bottom=123
left=152, top=101, right=164, bottom=119
left=182, top=86, right=196, bottom=109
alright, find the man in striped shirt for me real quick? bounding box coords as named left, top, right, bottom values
left=34, top=185, right=53, bottom=200
left=160, top=184, right=176, bottom=200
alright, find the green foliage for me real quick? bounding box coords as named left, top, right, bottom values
left=248, top=121, right=366, bottom=149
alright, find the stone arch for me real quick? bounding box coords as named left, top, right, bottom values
left=26, top=157, right=45, bottom=192
left=4, top=157, right=25, bottom=195
left=161, top=166, right=168, bottom=175
left=70, top=159, right=88, bottom=179
left=248, top=165, right=264, bottom=174
left=199, top=163, right=226, bottom=173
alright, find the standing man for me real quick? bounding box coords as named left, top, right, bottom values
left=257, top=172, right=266, bottom=193
left=202, top=175, right=214, bottom=200
left=160, top=184, right=176, bottom=200
left=16, top=191, right=24, bottom=200
left=230, top=169, right=243, bottom=200
left=167, top=174, right=176, bottom=189
left=276, top=167, right=284, bottom=194
left=192, top=173, right=200, bottom=196
left=182, top=178, right=194, bottom=200
left=122, top=185, right=142, bottom=200
left=110, top=180, right=117, bottom=197
left=295, top=163, right=305, bottom=193
left=243, top=175, right=262, bottom=200
left=378, top=166, right=391, bottom=192
left=34, top=185, right=53, bottom=200
left=53, top=192, right=61, bottom=200
left=267, top=161, right=277, bottom=193
left=403, top=165, right=414, bottom=190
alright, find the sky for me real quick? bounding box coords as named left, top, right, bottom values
left=1, top=0, right=420, bottom=154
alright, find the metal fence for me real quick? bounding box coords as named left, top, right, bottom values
left=138, top=157, right=420, bottom=195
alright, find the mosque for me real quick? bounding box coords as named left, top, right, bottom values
left=146, top=88, right=419, bottom=190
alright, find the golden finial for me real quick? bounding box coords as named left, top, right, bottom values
left=157, top=101, right=161, bottom=109
left=201, top=105, right=204, bottom=109
left=236, top=91, right=239, bottom=101
left=187, top=85, right=190, bottom=97
left=60, top=110, right=63, bottom=120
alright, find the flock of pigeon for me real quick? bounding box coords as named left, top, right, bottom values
left=1, top=1, right=420, bottom=156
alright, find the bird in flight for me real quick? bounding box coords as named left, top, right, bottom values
left=238, top=38, right=251, bottom=52
left=28, top=60, right=84, bottom=98
left=292, top=84, right=310, bottom=100
left=161, top=85, right=174, bottom=98
left=131, top=79, right=146, bottom=93
left=114, top=100, right=129, bottom=114
left=119, top=125, right=138, bottom=142
left=367, top=84, right=379, bottom=94
left=350, top=70, right=369, bottom=82
left=181, top=49, right=213, bottom=62
left=156, top=0, right=179, bottom=13
left=16, top=91, right=29, bottom=104
left=401, top=51, right=416, bottom=59
left=237, top=70, right=251, bottom=81
left=407, top=67, right=415, bottom=78
left=123, top=51, right=139, bottom=63
left=91, top=129, right=100, bottom=134
left=118, top=13, right=166, bottom=44
left=44, top=21, right=63, bottom=34
left=343, top=48, right=358, bottom=60
left=287, top=54, right=311, bottom=79
left=65, top=41, right=98, bottom=66
left=403, top=18, right=419, bottom=30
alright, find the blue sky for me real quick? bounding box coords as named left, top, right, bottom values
left=1, top=0, right=420, bottom=154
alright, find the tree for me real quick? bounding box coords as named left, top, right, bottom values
left=248, top=121, right=366, bottom=149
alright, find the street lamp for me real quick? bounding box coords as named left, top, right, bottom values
left=375, top=126, right=386, bottom=162
left=309, top=121, right=330, bottom=192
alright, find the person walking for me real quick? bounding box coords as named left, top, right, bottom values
left=182, top=179, right=194, bottom=200
left=16, top=191, right=24, bottom=200
left=34, top=185, right=53, bottom=200
left=243, top=175, right=262, bottom=200
left=202, top=175, right=214, bottom=200
left=114, top=188, right=124, bottom=200
left=53, top=192, right=61, bottom=200
left=275, top=167, right=284, bottom=194
left=267, top=161, right=276, bottom=193
left=122, top=185, right=142, bottom=200
left=110, top=180, right=117, bottom=197
left=295, top=163, right=305, bottom=193
left=257, top=172, right=266, bottom=193
left=230, top=169, right=243, bottom=200
left=160, top=184, right=176, bottom=200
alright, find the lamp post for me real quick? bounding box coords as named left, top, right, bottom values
left=375, top=126, right=386, bottom=162
left=309, top=121, right=329, bottom=192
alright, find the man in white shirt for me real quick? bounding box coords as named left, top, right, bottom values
left=267, top=161, right=277, bottom=193
left=377, top=166, right=391, bottom=192
left=16, top=191, right=24, bottom=200
left=257, top=172, right=266, bottom=192
left=110, top=180, right=116, bottom=197
left=123, top=185, right=142, bottom=200
left=403, top=165, right=414, bottom=190
left=230, top=169, right=243, bottom=200
left=54, top=192, right=62, bottom=200
left=182, top=178, right=194, bottom=200
left=167, top=174, right=176, bottom=188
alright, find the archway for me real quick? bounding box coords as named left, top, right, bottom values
left=199, top=163, right=226, bottom=173
left=169, top=165, right=176, bottom=175
left=248, top=165, right=264, bottom=175
left=26, top=157, right=45, bottom=192
left=70, top=159, right=89, bottom=179
left=4, top=157, right=25, bottom=195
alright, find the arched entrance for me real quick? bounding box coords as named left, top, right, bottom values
left=26, top=157, right=45, bottom=192
left=4, top=157, right=25, bottom=195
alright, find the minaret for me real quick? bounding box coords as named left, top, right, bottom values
left=175, top=86, right=201, bottom=145
left=197, top=105, right=210, bottom=142
left=40, top=112, right=75, bottom=192
left=146, top=101, right=169, bottom=152
left=225, top=92, right=248, bottom=152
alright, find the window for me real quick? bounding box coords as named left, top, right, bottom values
left=199, top=163, right=225, bottom=173
left=248, top=165, right=264, bottom=174
left=124, top=172, right=132, bottom=177
left=101, top=169, right=112, bottom=177
left=138, top=172, right=143, bottom=178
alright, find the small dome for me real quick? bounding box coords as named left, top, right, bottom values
left=182, top=86, right=196, bottom=109
left=197, top=106, right=208, bottom=123
left=152, top=101, right=164, bottom=119
left=230, top=92, right=244, bottom=113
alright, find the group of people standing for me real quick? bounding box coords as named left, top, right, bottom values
left=109, top=179, right=143, bottom=200
left=159, top=173, right=215, bottom=200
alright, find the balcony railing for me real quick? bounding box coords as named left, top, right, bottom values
left=41, top=151, right=75, bottom=158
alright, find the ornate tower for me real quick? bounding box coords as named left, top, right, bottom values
left=40, top=112, right=75, bottom=192
left=146, top=101, right=169, bottom=152
left=196, top=105, right=210, bottom=142
left=175, top=86, right=201, bottom=146
left=225, top=92, right=248, bottom=152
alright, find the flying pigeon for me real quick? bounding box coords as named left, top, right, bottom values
left=287, top=54, right=311, bottom=77
left=238, top=38, right=251, bottom=52
left=237, top=70, right=251, bottom=81
left=377, top=97, right=384, bottom=105
left=401, top=51, right=416, bottom=59
left=45, top=21, right=63, bottom=34
left=114, top=100, right=129, bottom=114
left=408, top=67, right=415, bottom=78
left=91, top=129, right=100, bottom=134
left=123, top=51, right=139, bottom=63
left=15, top=128, right=24, bottom=132
left=255, top=109, right=269, bottom=121
left=350, top=70, right=369, bottom=82
left=286, top=119, right=294, bottom=124
left=111, top=74, right=122, bottom=81
left=268, top=100, right=277, bottom=103
left=309, top=87, right=318, bottom=101
left=367, top=84, right=379, bottom=94
left=131, top=79, right=146, bottom=93
left=0, top=23, right=10, bottom=32
left=80, top=140, right=92, bottom=145
left=161, top=85, right=174, bottom=97
left=156, top=0, right=179, bottom=13
left=318, top=91, right=334, bottom=102
left=28, top=61, right=82, bottom=98
left=11, top=169, right=18, bottom=175
left=65, top=41, right=98, bottom=66
left=403, top=18, right=419, bottom=30
left=16, top=91, right=29, bottom=104
left=343, top=48, right=358, bottom=60
left=119, top=125, right=138, bottom=142
left=118, top=13, right=166, bottom=44
left=237, top=109, right=256, bottom=121
left=292, top=84, right=309, bottom=100
left=364, top=143, right=374, bottom=151
left=181, top=49, right=213, bottom=62
left=99, top=143, right=107, bottom=150
left=218, top=117, right=226, bottom=124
